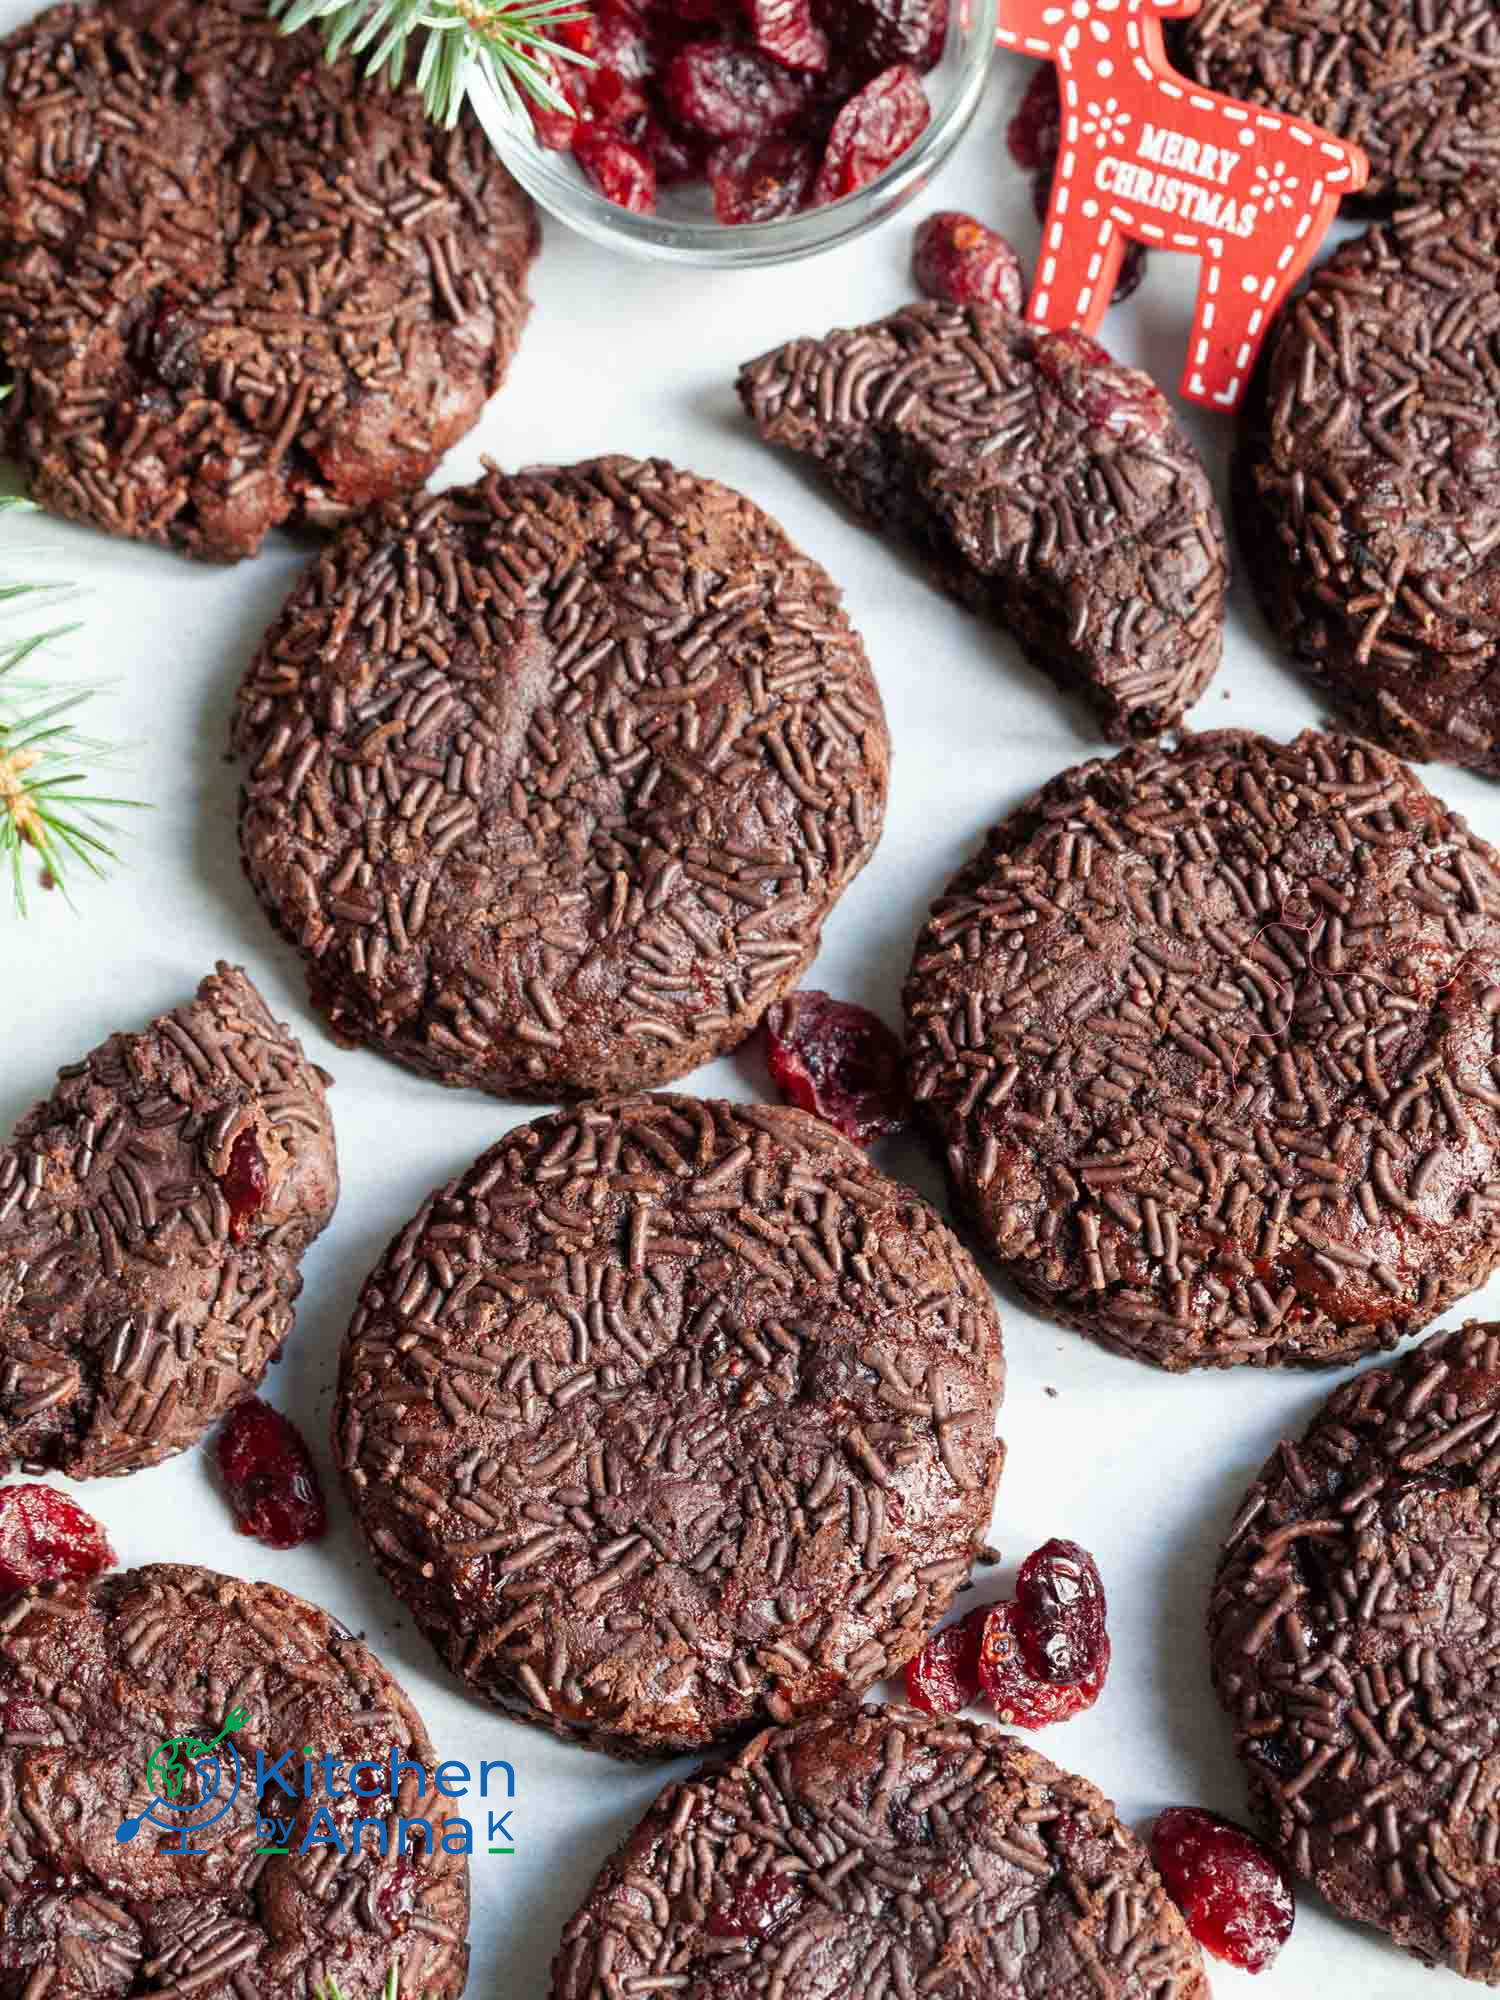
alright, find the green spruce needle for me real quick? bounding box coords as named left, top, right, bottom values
left=0, top=493, right=142, bottom=918
left=318, top=1965, right=409, bottom=2000
left=268, top=0, right=594, bottom=127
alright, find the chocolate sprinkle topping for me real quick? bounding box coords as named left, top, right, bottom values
left=0, top=963, right=338, bottom=1478
left=335, top=1095, right=1004, bottom=1759
left=1182, top=0, right=1500, bottom=207
left=1239, top=193, right=1500, bottom=778
left=1211, top=1318, right=1500, bottom=1979
left=0, top=0, right=539, bottom=562
left=0, top=1563, right=469, bottom=1995
left=233, top=457, right=890, bottom=1100
left=904, top=728, right=1500, bottom=1370
left=738, top=301, right=1227, bottom=742
left=550, top=1706, right=1209, bottom=1998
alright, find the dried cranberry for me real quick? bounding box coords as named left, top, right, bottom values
left=593, top=6, right=651, bottom=80
left=216, top=1397, right=328, bottom=1550
left=747, top=0, right=829, bottom=68
left=1014, top=1538, right=1107, bottom=1685
left=1150, top=1807, right=1296, bottom=1974
left=977, top=1601, right=1109, bottom=1726
left=810, top=65, right=929, bottom=205
left=912, top=211, right=1025, bottom=312
left=764, top=990, right=909, bottom=1143
left=904, top=1605, right=987, bottom=1714
left=1035, top=328, right=1171, bottom=442
left=710, top=135, right=819, bottom=222
left=664, top=42, right=812, bottom=141
left=823, top=0, right=948, bottom=73
left=0, top=1486, right=115, bottom=1599
left=706, top=1868, right=805, bottom=1940
left=220, top=1127, right=270, bottom=1245
left=644, top=118, right=713, bottom=185
left=1007, top=66, right=1059, bottom=173
left=575, top=127, right=658, bottom=212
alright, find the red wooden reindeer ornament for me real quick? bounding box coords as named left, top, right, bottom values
left=997, top=0, right=1369, bottom=410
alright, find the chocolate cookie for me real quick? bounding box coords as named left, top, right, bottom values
left=1238, top=194, right=1500, bottom=778
left=0, top=1562, right=469, bottom=1995
left=234, top=458, right=890, bottom=1099
left=0, top=0, right=539, bottom=562
left=904, top=728, right=1500, bottom=1370
left=1181, top=1, right=1500, bottom=207
left=336, top=1094, right=1004, bottom=1759
left=1209, top=1319, right=1500, bottom=1980
left=551, top=1706, right=1209, bottom=1997
left=0, top=963, right=338, bottom=1477
left=738, top=304, right=1227, bottom=741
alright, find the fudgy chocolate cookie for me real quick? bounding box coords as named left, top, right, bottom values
left=551, top=1706, right=1209, bottom=1997
left=1238, top=194, right=1500, bottom=778
left=0, top=0, right=539, bottom=562
left=336, top=1095, right=1004, bottom=1759
left=905, top=729, right=1500, bottom=1370
left=1182, top=0, right=1500, bottom=207
left=1210, top=1319, right=1500, bottom=1980
left=738, top=304, right=1227, bottom=741
left=0, top=963, right=337, bottom=1476
left=0, top=1563, right=469, bottom=1995
left=234, top=458, right=890, bottom=1100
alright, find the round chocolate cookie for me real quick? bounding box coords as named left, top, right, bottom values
left=1238, top=193, right=1500, bottom=777
left=1181, top=1, right=1500, bottom=206
left=0, top=1562, right=469, bottom=1995
left=905, top=728, right=1500, bottom=1370
left=551, top=1706, right=1209, bottom=1997
left=0, top=0, right=538, bottom=562
left=336, top=1094, right=1004, bottom=1758
left=1210, top=1319, right=1500, bottom=1980
left=0, top=963, right=338, bottom=1477
left=234, top=457, right=890, bottom=1099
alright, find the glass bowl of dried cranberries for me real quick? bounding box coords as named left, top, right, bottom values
left=470, top=0, right=999, bottom=264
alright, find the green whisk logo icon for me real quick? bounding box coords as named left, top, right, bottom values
left=116, top=1705, right=247, bottom=1855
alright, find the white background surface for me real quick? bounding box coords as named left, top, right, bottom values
left=0, top=21, right=1478, bottom=1996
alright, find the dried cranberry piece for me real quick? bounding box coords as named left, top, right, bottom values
left=663, top=41, right=812, bottom=141
left=1035, top=328, right=1171, bottom=442
left=706, top=1868, right=805, bottom=1940
left=977, top=1601, right=1109, bottom=1727
left=220, top=1127, right=270, bottom=1245
left=764, top=990, right=909, bottom=1143
left=747, top=0, right=829, bottom=70
left=912, top=210, right=1025, bottom=312
left=0, top=1486, right=115, bottom=1599
left=216, top=1397, right=328, bottom=1550
left=810, top=65, right=929, bottom=205
left=1150, top=1807, right=1296, bottom=1973
left=588, top=68, right=653, bottom=134
left=1014, top=1538, right=1107, bottom=1685
left=593, top=6, right=651, bottom=79
left=710, top=136, right=819, bottom=221
left=1007, top=65, right=1059, bottom=172
left=644, top=118, right=713, bottom=184
left=821, top=0, right=948, bottom=74
left=904, top=1605, right=987, bottom=1714
left=575, top=127, right=658, bottom=211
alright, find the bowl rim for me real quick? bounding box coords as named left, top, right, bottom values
left=468, top=0, right=1002, bottom=267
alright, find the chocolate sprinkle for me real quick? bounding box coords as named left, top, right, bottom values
left=738, top=301, right=1227, bottom=742
left=0, top=1563, right=468, bottom=1995
left=550, top=1706, right=1209, bottom=1997
left=0, top=963, right=338, bottom=1477
left=0, top=0, right=539, bottom=562
left=903, top=728, right=1500, bottom=1370
left=335, top=1095, right=1004, bottom=1760
left=1239, top=193, right=1500, bottom=778
left=1210, top=1318, right=1500, bottom=1979
left=233, top=457, right=890, bottom=1100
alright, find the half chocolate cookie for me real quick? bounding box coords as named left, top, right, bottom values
left=0, top=963, right=337, bottom=1476
left=337, top=1095, right=1004, bottom=1758
left=740, top=303, right=1227, bottom=740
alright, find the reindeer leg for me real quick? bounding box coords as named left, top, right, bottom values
left=1181, top=197, right=1339, bottom=410
left=1028, top=183, right=1125, bottom=338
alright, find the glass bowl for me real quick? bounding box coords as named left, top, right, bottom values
left=468, top=0, right=1000, bottom=267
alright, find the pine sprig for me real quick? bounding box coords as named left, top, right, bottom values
left=318, top=1966, right=412, bottom=2000
left=0, top=497, right=141, bottom=917
left=269, top=0, right=593, bottom=127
